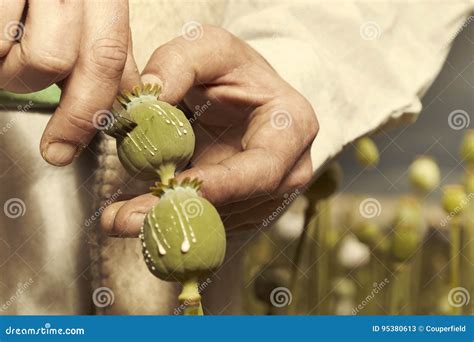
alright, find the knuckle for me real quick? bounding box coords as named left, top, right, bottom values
left=89, top=38, right=127, bottom=80
left=203, top=25, right=237, bottom=49
left=154, top=39, right=189, bottom=67
left=289, top=167, right=313, bottom=191
left=296, top=95, right=319, bottom=143
left=202, top=24, right=230, bottom=39
left=264, top=155, right=285, bottom=193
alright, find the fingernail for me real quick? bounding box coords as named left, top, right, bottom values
left=43, top=142, right=78, bottom=166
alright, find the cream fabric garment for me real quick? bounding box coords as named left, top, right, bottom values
left=1, top=0, right=472, bottom=315
left=222, top=0, right=474, bottom=171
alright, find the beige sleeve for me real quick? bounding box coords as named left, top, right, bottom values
left=221, top=0, right=474, bottom=172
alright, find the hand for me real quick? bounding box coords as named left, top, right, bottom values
left=101, top=25, right=318, bottom=235
left=0, top=0, right=140, bottom=166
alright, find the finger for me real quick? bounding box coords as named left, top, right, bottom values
left=275, top=149, right=313, bottom=195
left=100, top=200, right=127, bottom=234
left=40, top=0, right=130, bottom=166
left=141, top=25, right=240, bottom=104
left=119, top=29, right=140, bottom=91
left=217, top=195, right=270, bottom=216
left=0, top=0, right=25, bottom=57
left=101, top=194, right=158, bottom=237
left=177, top=100, right=316, bottom=205
left=222, top=198, right=287, bottom=230
left=0, top=0, right=81, bottom=92
left=216, top=150, right=313, bottom=215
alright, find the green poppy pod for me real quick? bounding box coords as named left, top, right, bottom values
left=408, top=156, right=440, bottom=194
left=442, top=185, right=467, bottom=215
left=140, top=178, right=226, bottom=283
left=355, top=137, right=379, bottom=168
left=105, top=84, right=195, bottom=183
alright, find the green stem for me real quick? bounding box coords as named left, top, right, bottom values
left=288, top=202, right=318, bottom=315
left=315, top=199, right=331, bottom=314
left=466, top=209, right=474, bottom=315
left=388, top=263, right=412, bottom=314
left=411, top=196, right=423, bottom=315
left=366, top=254, right=385, bottom=314
left=157, top=164, right=176, bottom=185
left=450, top=216, right=462, bottom=315
left=179, top=278, right=202, bottom=316
left=464, top=171, right=474, bottom=315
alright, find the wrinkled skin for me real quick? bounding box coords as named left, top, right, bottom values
left=0, top=0, right=140, bottom=166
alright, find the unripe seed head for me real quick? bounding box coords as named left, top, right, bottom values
left=354, top=220, right=380, bottom=246
left=460, top=129, right=474, bottom=165
left=140, top=179, right=226, bottom=283
left=442, top=185, right=467, bottom=215
left=355, top=137, right=379, bottom=167
left=408, top=156, right=440, bottom=194
left=106, top=84, right=195, bottom=182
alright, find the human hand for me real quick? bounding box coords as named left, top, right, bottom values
left=0, top=0, right=139, bottom=166
left=101, top=25, right=318, bottom=235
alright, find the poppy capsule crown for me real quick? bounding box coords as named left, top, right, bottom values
left=104, top=84, right=195, bottom=183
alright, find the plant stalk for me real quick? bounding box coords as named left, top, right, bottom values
left=313, top=199, right=331, bottom=314
left=450, top=216, right=462, bottom=315
left=463, top=170, right=474, bottom=315
left=158, top=163, right=176, bottom=185
left=388, top=263, right=412, bottom=314
left=179, top=278, right=203, bottom=316
left=288, top=201, right=318, bottom=315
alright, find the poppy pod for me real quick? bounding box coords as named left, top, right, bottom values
left=105, top=84, right=195, bottom=183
